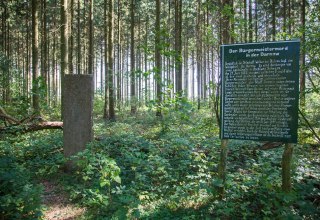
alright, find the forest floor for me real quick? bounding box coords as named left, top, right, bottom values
left=1, top=107, right=319, bottom=219
left=42, top=180, right=85, bottom=220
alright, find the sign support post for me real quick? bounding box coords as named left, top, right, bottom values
left=282, top=143, right=294, bottom=192
left=218, top=139, right=228, bottom=197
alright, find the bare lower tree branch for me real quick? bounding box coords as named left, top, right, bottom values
left=299, top=108, right=320, bottom=144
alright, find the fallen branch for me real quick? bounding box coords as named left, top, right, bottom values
left=0, top=107, right=63, bottom=136
left=0, top=121, right=63, bottom=135
left=0, top=106, right=19, bottom=125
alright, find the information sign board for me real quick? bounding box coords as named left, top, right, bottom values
left=220, top=41, right=300, bottom=142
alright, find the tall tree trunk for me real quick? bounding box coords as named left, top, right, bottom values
left=174, top=0, right=182, bottom=95
left=249, top=0, right=253, bottom=42
left=41, top=0, right=48, bottom=103
left=25, top=13, right=30, bottom=98
left=254, top=0, right=258, bottom=42
left=88, top=0, right=94, bottom=75
left=288, top=0, right=291, bottom=35
left=103, top=0, right=109, bottom=119
left=52, top=0, right=57, bottom=106
left=196, top=0, right=201, bottom=110
left=218, top=0, right=232, bottom=198
left=108, top=0, right=115, bottom=120
left=32, top=0, right=40, bottom=115
left=138, top=14, right=142, bottom=105
left=60, top=0, right=69, bottom=118
left=130, top=0, right=136, bottom=114
left=155, top=0, right=162, bottom=117
left=117, top=0, right=121, bottom=108
left=283, top=0, right=287, bottom=35
left=191, top=49, right=195, bottom=101
left=77, top=0, right=81, bottom=74
left=184, top=37, right=189, bottom=98
left=272, top=0, right=276, bottom=41
left=69, top=0, right=74, bottom=74
left=144, top=15, right=149, bottom=103
left=300, top=0, right=306, bottom=106
left=244, top=0, right=247, bottom=42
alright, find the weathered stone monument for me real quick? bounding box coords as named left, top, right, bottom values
left=63, top=74, right=94, bottom=159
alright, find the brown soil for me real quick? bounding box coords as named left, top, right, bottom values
left=41, top=180, right=85, bottom=220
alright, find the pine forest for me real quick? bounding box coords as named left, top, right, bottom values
left=0, top=0, right=319, bottom=219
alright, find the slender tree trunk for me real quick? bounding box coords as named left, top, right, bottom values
left=191, top=49, right=195, bottom=101
left=138, top=14, right=142, bottom=105
left=117, top=0, right=121, bottom=108
left=300, top=0, right=306, bottom=106
left=184, top=38, right=189, bottom=97
left=100, top=42, right=103, bottom=92
left=41, top=0, right=48, bottom=103
left=108, top=0, right=115, bottom=120
left=174, top=0, right=182, bottom=95
left=155, top=0, right=162, bottom=117
left=283, top=0, right=287, bottom=35
left=60, top=0, right=69, bottom=118
left=103, top=0, right=109, bottom=119
left=244, top=0, right=247, bottom=42
left=88, top=0, right=94, bottom=75
left=83, top=0, right=87, bottom=74
left=25, top=13, right=30, bottom=97
left=130, top=0, right=136, bottom=114
left=249, top=0, right=253, bottom=42
left=255, top=0, right=258, bottom=42
left=218, top=0, right=232, bottom=198
left=272, top=0, right=276, bottom=41
left=32, top=0, right=40, bottom=114
left=196, top=0, right=201, bottom=110
left=144, top=16, right=149, bottom=103
left=69, top=0, right=74, bottom=74
left=288, top=0, right=291, bottom=35
left=77, top=0, right=81, bottom=74
left=52, top=2, right=57, bottom=106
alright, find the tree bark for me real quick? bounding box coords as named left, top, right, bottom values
left=69, top=0, right=74, bottom=74
left=174, top=0, right=182, bottom=95
left=88, top=0, right=94, bottom=75
left=108, top=0, right=115, bottom=120
left=32, top=0, right=40, bottom=115
left=41, top=0, right=48, bottom=102
left=244, top=0, right=247, bottom=42
left=155, top=0, right=162, bottom=117
left=60, top=0, right=69, bottom=119
left=272, top=0, right=276, bottom=41
left=218, top=0, right=232, bottom=199
left=103, top=0, right=109, bottom=119
left=77, top=0, right=81, bottom=74
left=249, top=0, right=253, bottom=42
left=130, top=0, right=136, bottom=114
left=196, top=0, right=201, bottom=110
left=300, top=0, right=306, bottom=106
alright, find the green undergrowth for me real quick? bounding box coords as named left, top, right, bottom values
left=0, top=107, right=319, bottom=219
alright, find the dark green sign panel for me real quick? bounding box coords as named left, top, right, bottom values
left=220, top=40, right=300, bottom=143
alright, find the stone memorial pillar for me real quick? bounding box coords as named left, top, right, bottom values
left=63, top=74, right=94, bottom=159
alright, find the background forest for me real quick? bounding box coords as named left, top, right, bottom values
left=0, top=0, right=319, bottom=219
